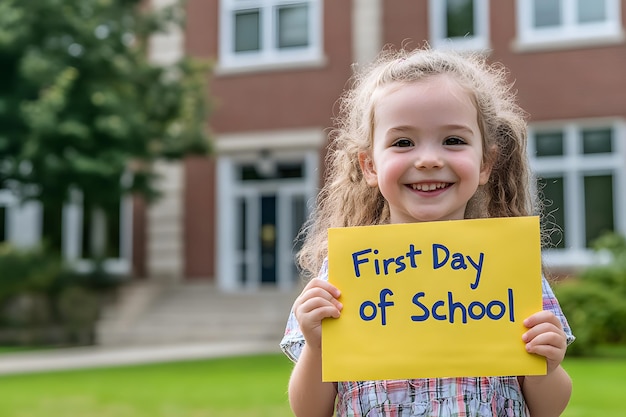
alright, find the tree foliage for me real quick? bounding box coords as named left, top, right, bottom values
left=0, top=0, right=211, bottom=209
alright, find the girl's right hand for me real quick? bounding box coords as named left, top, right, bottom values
left=293, top=279, right=343, bottom=349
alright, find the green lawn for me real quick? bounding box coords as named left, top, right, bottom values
left=0, top=351, right=623, bottom=417
left=562, top=356, right=626, bottom=417
left=0, top=353, right=295, bottom=417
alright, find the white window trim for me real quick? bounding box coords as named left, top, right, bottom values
left=428, top=0, right=490, bottom=51
left=217, top=0, right=324, bottom=74
left=514, top=0, right=624, bottom=52
left=0, top=184, right=131, bottom=275
left=66, top=188, right=133, bottom=276
left=529, top=118, right=626, bottom=269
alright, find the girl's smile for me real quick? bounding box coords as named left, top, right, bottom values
left=408, top=182, right=451, bottom=192
left=360, top=75, right=492, bottom=224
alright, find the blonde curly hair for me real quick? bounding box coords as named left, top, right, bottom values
left=297, top=47, right=536, bottom=280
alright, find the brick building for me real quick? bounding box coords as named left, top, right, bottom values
left=134, top=0, right=625, bottom=291
left=5, top=1, right=624, bottom=295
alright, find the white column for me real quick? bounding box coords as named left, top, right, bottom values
left=146, top=0, right=185, bottom=281
left=148, top=0, right=184, bottom=65
left=147, top=160, right=184, bottom=281
left=216, top=157, right=237, bottom=291
left=63, top=188, right=83, bottom=262
left=7, top=199, right=42, bottom=249
left=352, top=0, right=383, bottom=66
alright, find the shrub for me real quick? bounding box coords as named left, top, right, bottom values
left=0, top=244, right=121, bottom=346
left=0, top=244, right=63, bottom=302
left=555, top=233, right=626, bottom=356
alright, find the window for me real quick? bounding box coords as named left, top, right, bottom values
left=219, top=0, right=323, bottom=71
left=516, top=0, right=623, bottom=49
left=42, top=201, right=64, bottom=254
left=81, top=199, right=122, bottom=260
left=0, top=188, right=41, bottom=249
left=41, top=189, right=131, bottom=275
left=0, top=185, right=128, bottom=272
left=429, top=0, right=489, bottom=51
left=529, top=121, right=626, bottom=267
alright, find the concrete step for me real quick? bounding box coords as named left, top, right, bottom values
left=96, top=281, right=299, bottom=347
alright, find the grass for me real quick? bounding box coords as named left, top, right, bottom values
left=0, top=353, right=295, bottom=417
left=562, top=357, right=626, bottom=417
left=562, top=345, right=626, bottom=417
left=0, top=349, right=624, bottom=417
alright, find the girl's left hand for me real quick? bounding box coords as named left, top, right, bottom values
left=522, top=310, right=567, bottom=374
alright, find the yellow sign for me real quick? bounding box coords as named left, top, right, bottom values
left=322, top=217, right=545, bottom=381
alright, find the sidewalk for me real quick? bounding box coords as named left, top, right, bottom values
left=0, top=340, right=281, bottom=376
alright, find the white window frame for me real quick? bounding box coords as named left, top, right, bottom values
left=429, top=0, right=490, bottom=51
left=529, top=119, right=626, bottom=269
left=64, top=188, right=133, bottom=275
left=218, top=0, right=324, bottom=73
left=0, top=185, right=131, bottom=275
left=515, top=0, right=624, bottom=51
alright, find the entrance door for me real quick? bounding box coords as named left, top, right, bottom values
left=218, top=152, right=318, bottom=291
left=233, top=184, right=308, bottom=289
left=219, top=155, right=315, bottom=290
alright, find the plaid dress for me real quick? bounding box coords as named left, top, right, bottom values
left=280, top=261, right=575, bottom=417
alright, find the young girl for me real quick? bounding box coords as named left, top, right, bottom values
left=280, top=47, right=575, bottom=417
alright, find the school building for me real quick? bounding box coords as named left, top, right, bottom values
left=140, top=0, right=623, bottom=292
left=3, top=2, right=625, bottom=345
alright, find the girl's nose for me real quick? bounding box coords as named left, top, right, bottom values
left=414, top=146, right=443, bottom=169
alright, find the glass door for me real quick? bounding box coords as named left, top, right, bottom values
left=260, top=195, right=277, bottom=283
left=233, top=161, right=309, bottom=289
left=217, top=151, right=318, bottom=292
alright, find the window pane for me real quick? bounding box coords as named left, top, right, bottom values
left=277, top=163, right=303, bottom=179
left=240, top=164, right=262, bottom=181
left=239, top=262, right=247, bottom=285
left=82, top=202, right=121, bottom=259
left=584, top=175, right=614, bottom=247
left=0, top=206, right=5, bottom=242
left=240, top=161, right=303, bottom=180
left=533, top=0, right=561, bottom=27
left=237, top=197, right=247, bottom=284
left=42, top=202, right=63, bottom=255
left=578, top=0, right=606, bottom=23
left=538, top=177, right=566, bottom=249
left=291, top=195, right=306, bottom=279
left=234, top=9, right=261, bottom=52
left=535, top=131, right=564, bottom=156
left=105, top=203, right=121, bottom=258
left=276, top=3, right=309, bottom=48
left=446, top=0, right=475, bottom=38
left=82, top=206, right=92, bottom=257
left=582, top=128, right=612, bottom=154
left=237, top=197, right=247, bottom=251
left=260, top=195, right=276, bottom=283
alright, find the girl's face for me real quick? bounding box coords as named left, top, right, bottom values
left=360, top=75, right=491, bottom=224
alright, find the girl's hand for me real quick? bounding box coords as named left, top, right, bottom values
left=522, top=310, right=567, bottom=374
left=293, top=279, right=343, bottom=349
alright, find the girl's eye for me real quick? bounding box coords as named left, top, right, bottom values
left=392, top=138, right=413, bottom=147
left=444, top=136, right=466, bottom=145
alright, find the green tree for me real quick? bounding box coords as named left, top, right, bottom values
left=0, top=0, right=210, bottom=255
